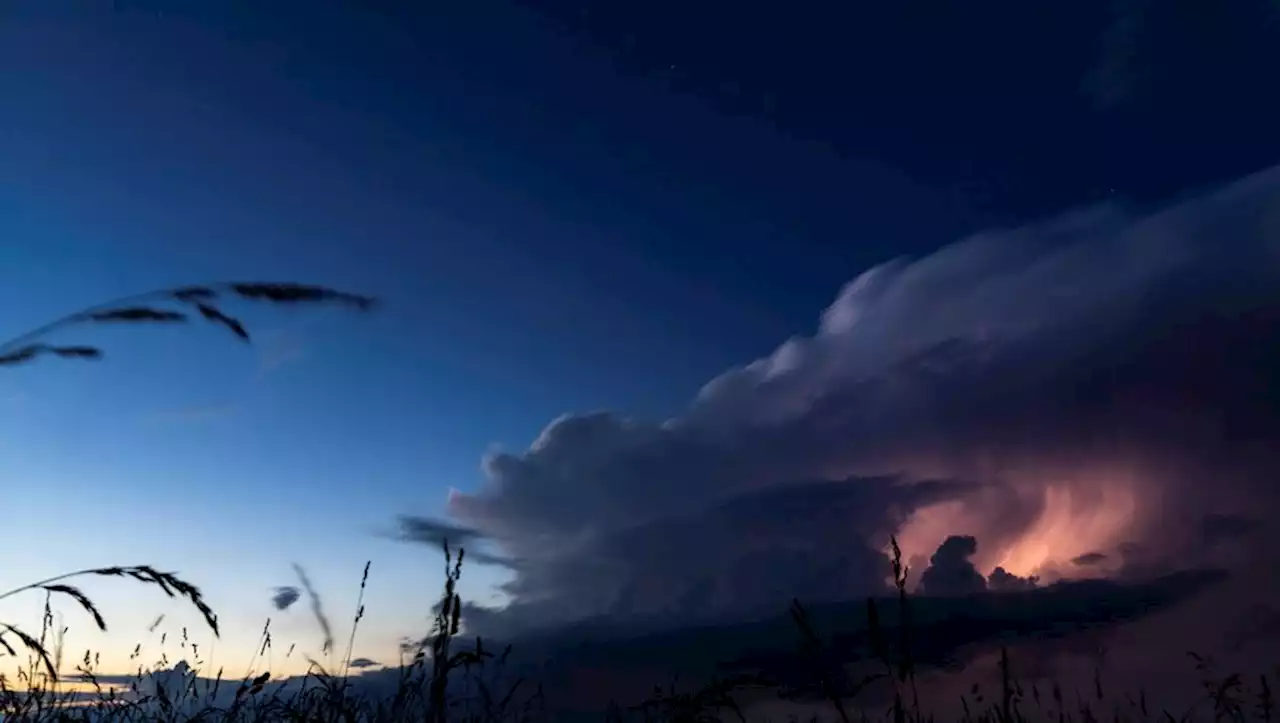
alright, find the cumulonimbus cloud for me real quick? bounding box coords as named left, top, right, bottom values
left=400, top=164, right=1280, bottom=638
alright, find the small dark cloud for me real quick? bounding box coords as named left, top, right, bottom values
left=1071, top=552, right=1108, bottom=567
left=272, top=586, right=301, bottom=611
left=394, top=516, right=487, bottom=547
left=393, top=516, right=518, bottom=568
left=918, top=536, right=987, bottom=596
left=348, top=657, right=381, bottom=669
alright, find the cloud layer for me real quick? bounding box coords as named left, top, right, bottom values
left=401, top=165, right=1280, bottom=638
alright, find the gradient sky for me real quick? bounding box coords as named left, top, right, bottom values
left=2, top=1, right=1278, bottom=677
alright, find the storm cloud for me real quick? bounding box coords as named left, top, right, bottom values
left=918, top=535, right=986, bottom=596
left=401, top=165, right=1280, bottom=638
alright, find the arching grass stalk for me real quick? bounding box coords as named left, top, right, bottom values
left=0, top=281, right=376, bottom=368
left=0, top=565, right=219, bottom=682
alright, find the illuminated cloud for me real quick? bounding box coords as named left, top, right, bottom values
left=401, top=165, right=1280, bottom=636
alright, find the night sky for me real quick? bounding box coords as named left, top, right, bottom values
left=3, top=0, right=1280, bottom=702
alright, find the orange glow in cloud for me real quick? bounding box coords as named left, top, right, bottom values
left=992, top=482, right=1137, bottom=578
left=896, top=468, right=1141, bottom=583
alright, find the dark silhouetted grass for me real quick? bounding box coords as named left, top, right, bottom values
left=0, top=281, right=375, bottom=368
left=0, top=538, right=1272, bottom=723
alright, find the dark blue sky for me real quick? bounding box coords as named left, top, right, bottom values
left=2, top=0, right=1277, bottom=672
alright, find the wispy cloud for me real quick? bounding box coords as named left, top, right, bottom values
left=142, top=328, right=312, bottom=424
left=146, top=403, right=238, bottom=424
left=255, top=329, right=309, bottom=379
